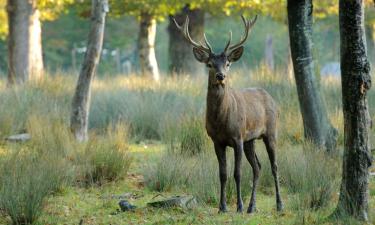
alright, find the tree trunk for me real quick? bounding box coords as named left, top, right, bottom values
left=287, top=0, right=338, bottom=152
left=264, top=34, right=274, bottom=71
left=138, top=12, right=159, bottom=81
left=70, top=0, right=108, bottom=142
left=168, top=5, right=205, bottom=75
left=7, top=0, right=43, bottom=85
left=334, top=0, right=372, bottom=221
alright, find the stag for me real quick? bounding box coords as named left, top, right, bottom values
left=174, top=16, right=283, bottom=213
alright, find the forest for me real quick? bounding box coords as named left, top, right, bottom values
left=0, top=0, right=374, bottom=224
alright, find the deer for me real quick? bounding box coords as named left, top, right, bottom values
left=173, top=15, right=283, bottom=213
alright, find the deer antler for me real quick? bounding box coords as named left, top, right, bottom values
left=173, top=16, right=212, bottom=54
left=224, top=15, right=258, bottom=53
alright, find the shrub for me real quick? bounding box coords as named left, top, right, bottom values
left=76, top=123, right=132, bottom=186
left=0, top=148, right=68, bottom=225
left=280, top=144, right=340, bottom=210
left=178, top=116, right=210, bottom=155
left=144, top=149, right=253, bottom=205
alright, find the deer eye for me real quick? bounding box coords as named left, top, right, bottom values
left=207, top=63, right=213, bottom=68
left=226, top=62, right=231, bottom=67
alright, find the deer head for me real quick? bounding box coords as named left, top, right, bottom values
left=173, top=15, right=257, bottom=85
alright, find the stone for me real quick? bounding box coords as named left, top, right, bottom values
left=5, top=133, right=31, bottom=142
left=147, top=196, right=197, bottom=209
left=119, top=200, right=136, bottom=212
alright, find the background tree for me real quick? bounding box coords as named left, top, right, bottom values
left=168, top=4, right=205, bottom=75
left=287, top=0, right=338, bottom=152
left=333, top=0, right=372, bottom=221
left=6, top=0, right=72, bottom=85
left=112, top=0, right=184, bottom=80
left=70, top=0, right=108, bottom=142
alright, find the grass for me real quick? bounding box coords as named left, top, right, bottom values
left=0, top=69, right=374, bottom=224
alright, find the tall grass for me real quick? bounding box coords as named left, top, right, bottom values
left=144, top=141, right=341, bottom=210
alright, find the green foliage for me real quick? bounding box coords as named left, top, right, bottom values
left=111, top=0, right=185, bottom=20
left=0, top=0, right=6, bottom=40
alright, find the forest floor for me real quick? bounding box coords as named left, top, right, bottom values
left=31, top=143, right=374, bottom=225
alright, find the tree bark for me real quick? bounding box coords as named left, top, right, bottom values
left=287, top=0, right=338, bottom=152
left=168, top=5, right=205, bottom=75
left=334, top=0, right=372, bottom=221
left=70, top=0, right=108, bottom=142
left=138, top=12, right=159, bottom=81
left=7, top=0, right=43, bottom=85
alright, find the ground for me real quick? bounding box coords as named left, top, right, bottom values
left=3, top=143, right=368, bottom=225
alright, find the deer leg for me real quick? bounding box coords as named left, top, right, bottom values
left=214, top=142, right=227, bottom=213
left=263, top=136, right=283, bottom=211
left=234, top=140, right=244, bottom=213
left=244, top=140, right=260, bottom=213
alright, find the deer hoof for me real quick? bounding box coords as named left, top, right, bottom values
left=247, top=204, right=256, bottom=214
left=277, top=202, right=284, bottom=212
left=218, top=205, right=228, bottom=213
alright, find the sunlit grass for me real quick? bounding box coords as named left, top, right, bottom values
left=0, top=68, right=374, bottom=224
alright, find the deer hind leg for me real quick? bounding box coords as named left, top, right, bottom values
left=244, top=140, right=260, bottom=213
left=263, top=135, right=283, bottom=211
left=214, top=142, right=227, bottom=213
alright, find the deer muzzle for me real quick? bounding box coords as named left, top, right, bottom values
left=216, top=73, right=225, bottom=81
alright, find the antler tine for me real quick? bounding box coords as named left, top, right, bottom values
left=228, top=15, right=258, bottom=51
left=203, top=33, right=213, bottom=52
left=173, top=16, right=211, bottom=53
left=224, top=30, right=232, bottom=53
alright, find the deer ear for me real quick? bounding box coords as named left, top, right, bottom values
left=227, top=46, right=244, bottom=62
left=193, top=47, right=209, bottom=63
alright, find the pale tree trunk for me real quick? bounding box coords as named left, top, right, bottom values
left=287, top=0, right=338, bottom=152
left=264, top=34, right=274, bottom=71
left=333, top=0, right=372, bottom=221
left=168, top=5, right=205, bottom=75
left=365, top=23, right=375, bottom=63
left=7, top=0, right=43, bottom=85
left=70, top=0, right=108, bottom=142
left=138, top=12, right=159, bottom=81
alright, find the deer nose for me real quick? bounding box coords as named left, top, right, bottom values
left=216, top=73, right=225, bottom=81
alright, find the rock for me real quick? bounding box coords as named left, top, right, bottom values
left=5, top=133, right=31, bottom=142
left=147, top=196, right=197, bottom=209
left=119, top=200, right=136, bottom=212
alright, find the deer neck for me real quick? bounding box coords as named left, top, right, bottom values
left=206, top=70, right=230, bottom=123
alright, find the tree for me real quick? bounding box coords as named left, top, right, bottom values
left=6, top=0, right=72, bottom=85
left=70, top=0, right=108, bottom=142
left=112, top=0, right=184, bottom=80
left=333, top=0, right=372, bottom=221
left=7, top=0, right=43, bottom=84
left=168, top=5, right=205, bottom=75
left=287, top=0, right=338, bottom=152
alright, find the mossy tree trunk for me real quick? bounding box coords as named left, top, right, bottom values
left=70, top=0, right=108, bottom=142
left=287, top=0, right=338, bottom=152
left=7, top=0, right=43, bottom=85
left=138, top=12, right=159, bottom=81
left=334, top=0, right=372, bottom=221
left=168, top=5, right=205, bottom=75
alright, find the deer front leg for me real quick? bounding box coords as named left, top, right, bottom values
left=234, top=140, right=244, bottom=213
left=214, top=142, right=227, bottom=213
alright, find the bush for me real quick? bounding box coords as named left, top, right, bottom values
left=0, top=148, right=68, bottom=225
left=144, top=149, right=253, bottom=205
left=76, top=123, right=132, bottom=186
left=280, top=144, right=340, bottom=210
